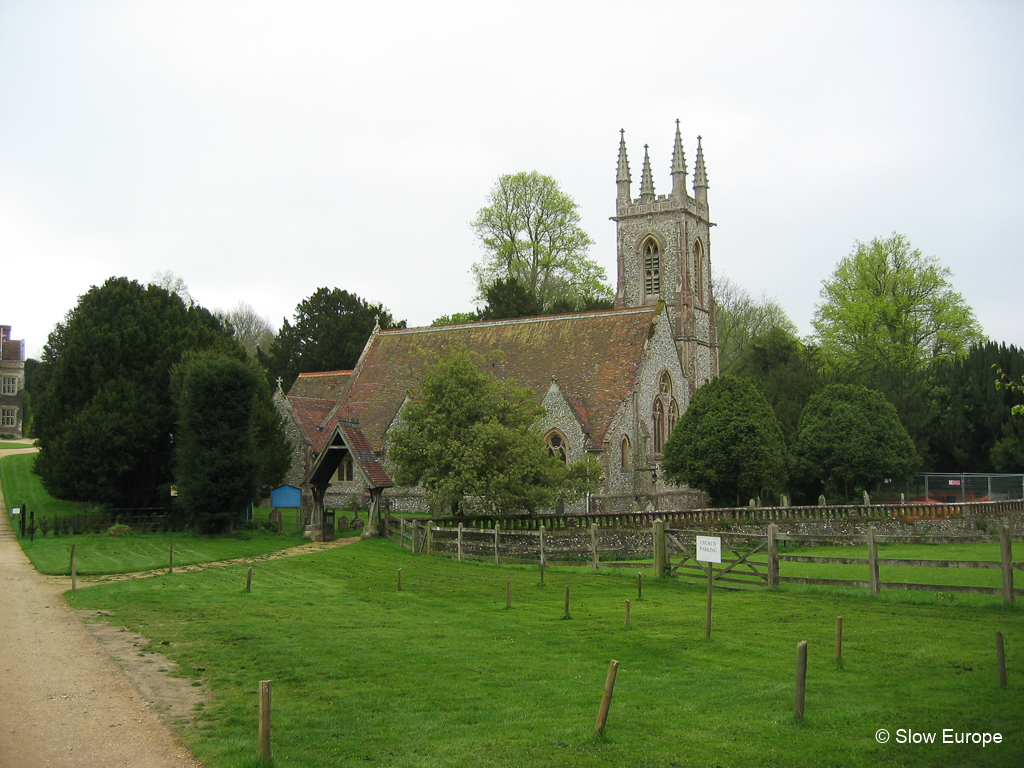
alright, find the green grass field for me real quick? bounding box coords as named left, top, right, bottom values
left=17, top=530, right=311, bottom=575
left=65, top=538, right=1024, bottom=768
left=2, top=452, right=313, bottom=574
left=0, top=452, right=99, bottom=517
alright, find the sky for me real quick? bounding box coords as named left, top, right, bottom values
left=2, top=1, right=1022, bottom=359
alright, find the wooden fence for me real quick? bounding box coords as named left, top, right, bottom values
left=386, top=513, right=1023, bottom=604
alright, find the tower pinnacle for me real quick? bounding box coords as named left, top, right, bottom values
left=670, top=119, right=687, bottom=199
left=693, top=135, right=709, bottom=206
left=639, top=144, right=655, bottom=201
left=616, top=129, right=631, bottom=205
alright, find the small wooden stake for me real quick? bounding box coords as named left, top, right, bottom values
left=505, top=576, right=511, bottom=609
left=169, top=541, right=174, bottom=574
left=835, top=617, right=843, bottom=664
left=996, top=631, right=1007, bottom=688
left=258, top=679, right=272, bottom=763
left=795, top=640, right=808, bottom=719
left=563, top=586, right=570, bottom=619
left=594, top=659, right=619, bottom=735
left=540, top=561, right=545, bottom=585
left=705, top=561, right=713, bottom=639
left=397, top=567, right=402, bottom=591
left=70, top=543, right=77, bottom=591
left=625, top=599, right=631, bottom=628
left=637, top=571, right=642, bottom=600
left=246, top=567, right=253, bottom=593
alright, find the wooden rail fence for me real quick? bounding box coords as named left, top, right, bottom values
left=385, top=514, right=1023, bottom=603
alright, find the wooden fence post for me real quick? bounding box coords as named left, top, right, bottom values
left=426, top=521, right=434, bottom=556
left=705, top=560, right=713, bottom=639
left=625, top=599, right=631, bottom=628
left=246, top=567, right=253, bottom=593
left=767, top=524, right=779, bottom=588
left=794, top=641, right=808, bottom=719
left=457, top=523, right=463, bottom=562
left=397, top=568, right=402, bottom=591
left=652, top=520, right=666, bottom=577
left=594, top=660, right=619, bottom=735
left=506, top=576, right=511, bottom=609
left=539, top=525, right=546, bottom=584
left=169, top=541, right=174, bottom=575
left=866, top=527, right=879, bottom=595
left=494, top=523, right=500, bottom=566
left=70, top=543, right=77, bottom=591
left=637, top=572, right=642, bottom=600
left=996, top=631, right=1007, bottom=688
left=563, top=587, right=570, bottom=619
left=835, top=617, right=843, bottom=664
left=1000, top=526, right=1014, bottom=605
left=258, top=680, right=272, bottom=764
left=591, top=523, right=599, bottom=572
left=400, top=518, right=406, bottom=550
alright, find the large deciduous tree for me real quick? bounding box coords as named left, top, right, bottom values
left=471, top=171, right=612, bottom=313
left=33, top=278, right=240, bottom=507
left=387, top=349, right=587, bottom=516
left=661, top=375, right=788, bottom=506
left=219, top=301, right=276, bottom=359
left=172, top=352, right=260, bottom=533
left=813, top=233, right=983, bottom=375
left=262, top=288, right=405, bottom=391
left=714, top=277, right=798, bottom=374
left=791, top=384, right=919, bottom=500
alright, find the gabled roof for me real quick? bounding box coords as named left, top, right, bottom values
left=288, top=370, right=352, bottom=400
left=337, top=307, right=660, bottom=451
left=285, top=396, right=337, bottom=453
left=306, top=420, right=394, bottom=489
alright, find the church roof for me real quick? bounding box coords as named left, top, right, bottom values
left=285, top=395, right=338, bottom=453
left=336, top=307, right=660, bottom=452
left=288, top=370, right=352, bottom=400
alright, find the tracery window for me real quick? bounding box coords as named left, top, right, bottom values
left=694, top=239, right=705, bottom=306
left=652, top=372, right=678, bottom=455
left=546, top=430, right=567, bottom=463
left=653, top=400, right=665, bottom=454
left=643, top=237, right=661, bottom=296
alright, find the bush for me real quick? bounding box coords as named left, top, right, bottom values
left=108, top=523, right=133, bottom=537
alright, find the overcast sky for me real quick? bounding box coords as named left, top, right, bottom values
left=2, top=1, right=1021, bottom=359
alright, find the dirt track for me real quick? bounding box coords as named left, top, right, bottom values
left=0, top=449, right=204, bottom=768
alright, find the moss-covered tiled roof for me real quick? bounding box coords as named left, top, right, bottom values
left=288, top=370, right=352, bottom=400
left=338, top=308, right=658, bottom=452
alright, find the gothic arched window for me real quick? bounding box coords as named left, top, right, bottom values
left=693, top=239, right=705, bottom=307
left=653, top=399, right=665, bottom=454
left=334, top=454, right=354, bottom=483
left=620, top=435, right=631, bottom=471
left=643, top=237, right=661, bottom=297
left=546, top=430, right=567, bottom=463
left=653, top=372, right=677, bottom=455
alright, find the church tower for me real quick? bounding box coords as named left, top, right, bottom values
left=612, top=122, right=719, bottom=391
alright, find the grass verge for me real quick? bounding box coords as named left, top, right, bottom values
left=66, top=538, right=1024, bottom=768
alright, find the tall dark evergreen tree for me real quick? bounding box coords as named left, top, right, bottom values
left=172, top=352, right=260, bottom=533
left=791, top=384, right=919, bottom=500
left=32, top=277, right=291, bottom=509
left=928, top=342, right=1024, bottom=472
left=261, top=288, right=404, bottom=391
left=661, top=375, right=788, bottom=506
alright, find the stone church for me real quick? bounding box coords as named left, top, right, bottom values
left=277, top=123, right=719, bottom=525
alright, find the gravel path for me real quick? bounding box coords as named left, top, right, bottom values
left=0, top=450, right=204, bottom=768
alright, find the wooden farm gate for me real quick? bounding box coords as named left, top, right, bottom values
left=664, top=528, right=770, bottom=589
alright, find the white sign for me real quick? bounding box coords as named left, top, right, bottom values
left=11, top=507, right=19, bottom=515
left=696, top=535, right=722, bottom=564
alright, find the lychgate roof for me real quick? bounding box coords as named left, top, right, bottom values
left=335, top=307, right=660, bottom=452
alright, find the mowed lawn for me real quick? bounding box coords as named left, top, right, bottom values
left=66, top=538, right=1024, bottom=768
left=1, top=452, right=310, bottom=574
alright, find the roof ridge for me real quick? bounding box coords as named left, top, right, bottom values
left=381, top=307, right=656, bottom=335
